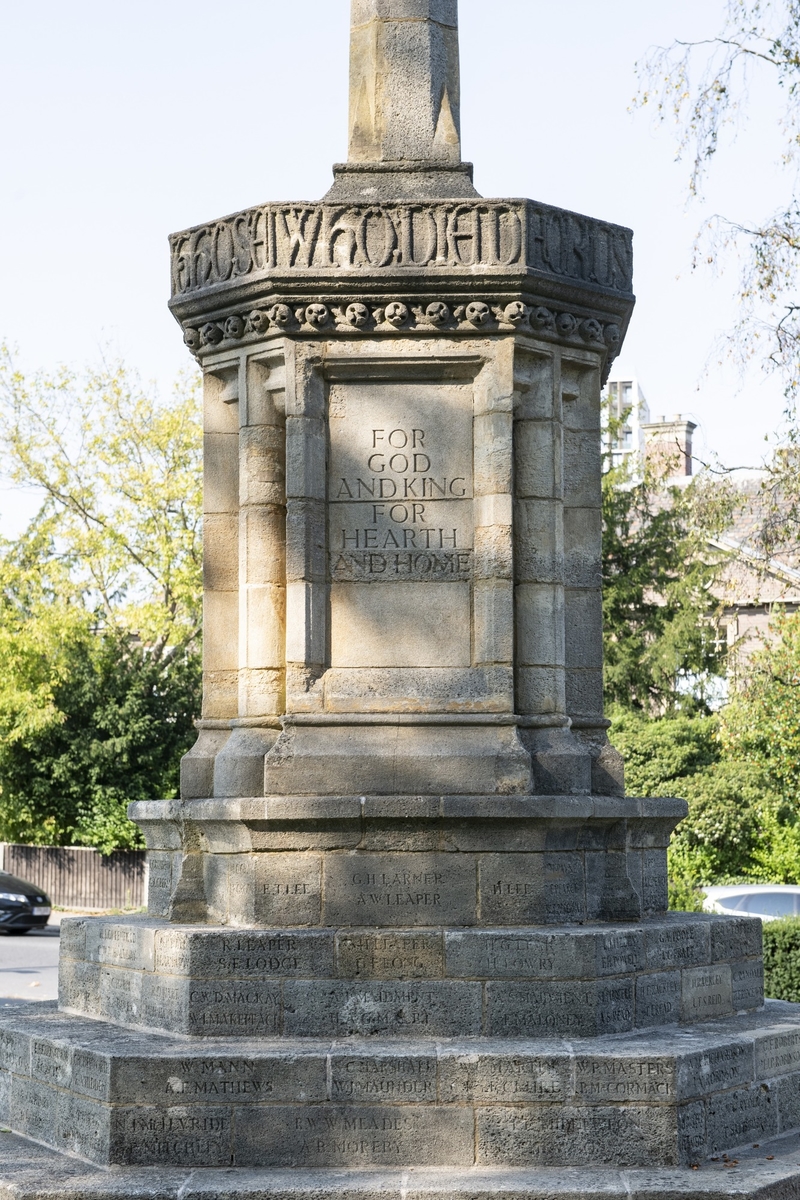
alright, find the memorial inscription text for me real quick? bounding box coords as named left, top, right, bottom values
left=328, top=383, right=473, bottom=583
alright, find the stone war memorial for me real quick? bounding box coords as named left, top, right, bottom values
left=4, top=3, right=800, bottom=1198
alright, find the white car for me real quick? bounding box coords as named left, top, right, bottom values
left=703, top=884, right=800, bottom=921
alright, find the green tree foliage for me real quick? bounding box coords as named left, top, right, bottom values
left=762, top=916, right=800, bottom=1001
left=638, top=0, right=800, bottom=394
left=0, top=349, right=202, bottom=851
left=610, top=609, right=800, bottom=894
left=610, top=709, right=767, bottom=886
left=720, top=608, right=800, bottom=880
left=602, top=411, right=726, bottom=713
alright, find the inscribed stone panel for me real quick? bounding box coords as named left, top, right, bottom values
left=328, top=381, right=473, bottom=669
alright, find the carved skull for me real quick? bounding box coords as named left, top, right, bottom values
left=604, top=324, right=622, bottom=352
left=224, top=315, right=245, bottom=339
left=581, top=319, right=604, bottom=344
left=504, top=302, right=528, bottom=326
left=530, top=306, right=555, bottom=332
left=248, top=310, right=269, bottom=334
left=346, top=303, right=370, bottom=328
left=465, top=301, right=490, bottom=326
left=201, top=322, right=223, bottom=346
left=555, top=312, right=578, bottom=337
left=385, top=302, right=409, bottom=326
left=305, top=303, right=330, bottom=327
left=183, top=328, right=200, bottom=351
left=268, top=304, right=292, bottom=327
left=426, top=302, right=450, bottom=325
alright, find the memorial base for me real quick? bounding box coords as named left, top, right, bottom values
left=4, top=1000, right=800, bottom=1169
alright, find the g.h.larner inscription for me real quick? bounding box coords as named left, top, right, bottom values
left=170, top=200, right=633, bottom=297
left=328, top=382, right=473, bottom=583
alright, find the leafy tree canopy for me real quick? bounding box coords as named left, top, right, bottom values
left=602, top=405, right=728, bottom=714
left=638, top=0, right=800, bottom=396
left=0, top=349, right=202, bottom=851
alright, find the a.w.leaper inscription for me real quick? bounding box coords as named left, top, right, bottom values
left=169, top=200, right=634, bottom=295
left=328, top=382, right=473, bottom=669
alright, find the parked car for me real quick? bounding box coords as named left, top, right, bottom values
left=0, top=871, right=51, bottom=934
left=703, top=884, right=800, bottom=922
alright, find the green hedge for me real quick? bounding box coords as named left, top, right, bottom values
left=763, top=917, right=800, bottom=1002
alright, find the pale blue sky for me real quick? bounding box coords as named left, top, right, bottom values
left=0, top=0, right=790, bottom=530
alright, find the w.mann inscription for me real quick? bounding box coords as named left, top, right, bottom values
left=328, top=382, right=473, bottom=583
left=170, top=200, right=633, bottom=296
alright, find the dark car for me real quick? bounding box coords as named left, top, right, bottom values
left=0, top=871, right=51, bottom=934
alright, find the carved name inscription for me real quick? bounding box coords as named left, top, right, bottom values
left=120, top=1108, right=230, bottom=1166
left=164, top=1058, right=288, bottom=1099
left=732, top=959, right=764, bottom=1010
left=0, top=1029, right=29, bottom=1073
left=170, top=201, right=633, bottom=296
left=682, top=966, right=732, bottom=1019
left=71, top=1050, right=108, bottom=1100
left=331, top=1056, right=437, bottom=1101
left=645, top=922, right=709, bottom=970
left=636, top=972, right=681, bottom=1024
left=187, top=985, right=281, bottom=1034
left=32, top=1040, right=69, bottom=1086
left=707, top=1085, right=776, bottom=1152
left=324, top=854, right=475, bottom=927
left=756, top=1028, right=800, bottom=1078
left=328, top=383, right=473, bottom=583
left=477, top=1105, right=671, bottom=1167
left=195, top=932, right=332, bottom=978
left=255, top=854, right=322, bottom=926
left=574, top=1059, right=675, bottom=1101
left=441, top=1054, right=566, bottom=1102
left=249, top=1104, right=472, bottom=1167
left=336, top=932, right=445, bottom=979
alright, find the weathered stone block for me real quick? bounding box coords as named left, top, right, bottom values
left=336, top=931, right=445, bottom=979
left=711, top=914, right=762, bottom=963
left=283, top=980, right=482, bottom=1037
left=756, top=1026, right=800, bottom=1079
left=476, top=1103, right=679, bottom=1167
left=777, top=1071, right=800, bottom=1132
left=572, top=1055, right=677, bottom=1103
left=111, top=1049, right=327, bottom=1107
left=235, top=1105, right=475, bottom=1168
left=10, top=1075, right=58, bottom=1146
left=109, top=1104, right=232, bottom=1166
left=477, top=853, right=586, bottom=924
left=635, top=971, right=681, bottom=1027
left=645, top=919, right=711, bottom=972
left=706, top=1084, right=777, bottom=1153
left=56, top=1091, right=111, bottom=1164
left=323, top=853, right=477, bottom=927
left=486, top=980, right=634, bottom=1038
left=733, top=959, right=765, bottom=1012
left=438, top=1051, right=568, bottom=1104
left=677, top=1041, right=755, bottom=1099
left=681, top=965, right=733, bottom=1023
left=329, top=1053, right=438, bottom=1103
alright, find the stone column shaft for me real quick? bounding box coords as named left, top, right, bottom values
left=201, top=368, right=240, bottom=720
left=514, top=350, right=566, bottom=717
left=349, top=0, right=462, bottom=164
left=238, top=354, right=287, bottom=719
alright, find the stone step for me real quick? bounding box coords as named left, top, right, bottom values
left=57, top=913, right=764, bottom=1038
left=3, top=1128, right=800, bottom=1200
left=4, top=1002, right=800, bottom=1168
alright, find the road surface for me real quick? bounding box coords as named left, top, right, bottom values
left=0, top=919, right=60, bottom=1006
